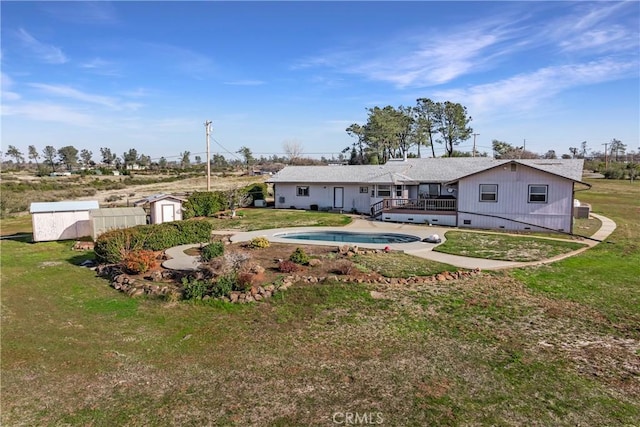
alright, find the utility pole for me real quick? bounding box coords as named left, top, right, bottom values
left=602, top=142, right=609, bottom=169
left=472, top=133, right=480, bottom=157
left=204, top=120, right=212, bottom=191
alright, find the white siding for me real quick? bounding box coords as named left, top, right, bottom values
left=32, top=211, right=92, bottom=242
left=150, top=199, right=183, bottom=224
left=274, top=183, right=371, bottom=213
left=457, top=164, right=574, bottom=232
left=381, top=213, right=457, bottom=226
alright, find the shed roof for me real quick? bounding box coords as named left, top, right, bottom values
left=30, top=200, right=99, bottom=214
left=267, top=158, right=586, bottom=184
left=133, top=194, right=186, bottom=206
left=89, top=207, right=146, bottom=218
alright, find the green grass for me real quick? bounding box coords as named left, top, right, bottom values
left=354, top=251, right=458, bottom=277
left=1, top=179, right=639, bottom=425
left=435, top=231, right=587, bottom=262
left=207, top=208, right=352, bottom=231
left=511, top=179, right=640, bottom=323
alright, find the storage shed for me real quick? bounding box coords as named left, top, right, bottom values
left=30, top=200, right=99, bottom=242
left=133, top=194, right=186, bottom=224
left=89, top=207, right=147, bottom=240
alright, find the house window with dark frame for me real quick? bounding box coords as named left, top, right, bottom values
left=296, top=186, right=310, bottom=197
left=395, top=185, right=403, bottom=197
left=376, top=185, right=391, bottom=197
left=418, top=183, right=441, bottom=199
left=359, top=186, right=368, bottom=194
left=479, top=184, right=498, bottom=202
left=528, top=185, right=548, bottom=203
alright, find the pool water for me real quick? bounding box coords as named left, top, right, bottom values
left=278, top=231, right=421, bottom=244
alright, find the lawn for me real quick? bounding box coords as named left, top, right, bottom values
left=434, top=232, right=588, bottom=262
left=1, top=179, right=639, bottom=425
left=208, top=208, right=352, bottom=231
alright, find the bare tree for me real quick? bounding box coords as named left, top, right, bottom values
left=283, top=139, right=304, bottom=164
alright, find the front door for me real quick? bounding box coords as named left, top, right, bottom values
left=333, top=187, right=344, bottom=209
left=161, top=204, right=175, bottom=223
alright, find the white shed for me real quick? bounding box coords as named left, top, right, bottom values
left=30, top=200, right=99, bottom=242
left=133, top=194, right=186, bottom=224
left=89, top=207, right=147, bottom=240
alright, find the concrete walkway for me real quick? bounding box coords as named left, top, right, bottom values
left=162, top=213, right=616, bottom=272
left=163, top=243, right=203, bottom=271
left=228, top=213, right=617, bottom=271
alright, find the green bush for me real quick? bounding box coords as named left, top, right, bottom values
left=244, top=182, right=267, bottom=202
left=201, top=241, right=224, bottom=261
left=182, top=277, right=209, bottom=300
left=94, top=219, right=213, bottom=263
left=289, top=247, right=309, bottom=265
left=182, top=191, right=226, bottom=219
left=215, top=272, right=238, bottom=295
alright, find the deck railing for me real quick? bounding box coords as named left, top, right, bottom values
left=371, top=198, right=457, bottom=217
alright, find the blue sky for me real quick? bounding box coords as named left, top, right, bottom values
left=2, top=1, right=639, bottom=163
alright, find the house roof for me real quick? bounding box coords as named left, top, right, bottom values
left=30, top=200, right=99, bottom=214
left=267, top=158, right=586, bottom=185
left=133, top=193, right=186, bottom=206
left=89, top=207, right=146, bottom=218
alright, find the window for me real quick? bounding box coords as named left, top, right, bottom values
left=510, top=163, right=517, bottom=172
left=395, top=185, right=403, bottom=197
left=296, top=186, right=309, bottom=197
left=376, top=185, right=391, bottom=197
left=479, top=184, right=498, bottom=202
left=359, top=186, right=368, bottom=194
left=528, top=185, right=548, bottom=203
left=418, top=183, right=440, bottom=199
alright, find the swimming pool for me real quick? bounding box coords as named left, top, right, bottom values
left=277, top=231, right=421, bottom=244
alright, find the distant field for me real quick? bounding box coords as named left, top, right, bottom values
left=1, top=178, right=638, bottom=425
left=0, top=171, right=265, bottom=216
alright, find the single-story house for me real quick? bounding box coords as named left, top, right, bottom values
left=30, top=200, right=99, bottom=242
left=133, top=194, right=186, bottom=224
left=89, top=207, right=147, bottom=240
left=267, top=158, right=590, bottom=233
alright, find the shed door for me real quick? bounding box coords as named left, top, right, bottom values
left=161, top=204, right=175, bottom=223
left=333, top=187, right=344, bottom=209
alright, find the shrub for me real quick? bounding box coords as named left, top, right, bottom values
left=121, top=250, right=157, bottom=274
left=244, top=182, right=268, bottom=202
left=289, top=247, right=309, bottom=265
left=334, top=260, right=354, bottom=275
left=182, top=277, right=209, bottom=300
left=249, top=236, right=270, bottom=249
left=95, top=219, right=213, bottom=264
left=94, top=228, right=145, bottom=264
left=279, top=260, right=299, bottom=273
left=235, top=272, right=255, bottom=292
left=201, top=241, right=224, bottom=261
left=182, top=191, right=226, bottom=219
left=212, top=273, right=236, bottom=297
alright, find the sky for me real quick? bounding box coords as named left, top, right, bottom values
left=1, top=1, right=639, bottom=163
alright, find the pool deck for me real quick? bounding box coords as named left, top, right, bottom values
left=227, top=213, right=616, bottom=271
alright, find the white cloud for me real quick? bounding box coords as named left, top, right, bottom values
left=434, top=59, right=637, bottom=117
left=1, top=73, right=21, bottom=101
left=28, top=83, right=142, bottom=111
left=1, top=101, right=95, bottom=126
left=16, top=28, right=68, bottom=64
left=80, top=57, right=122, bottom=76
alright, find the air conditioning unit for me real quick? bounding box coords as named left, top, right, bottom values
left=254, top=199, right=266, bottom=207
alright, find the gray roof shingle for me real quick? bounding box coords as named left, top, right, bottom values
left=267, top=158, right=585, bottom=184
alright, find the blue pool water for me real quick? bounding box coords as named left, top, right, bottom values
left=278, top=231, right=421, bottom=244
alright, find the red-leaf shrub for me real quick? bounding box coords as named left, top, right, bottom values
left=278, top=260, right=299, bottom=273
